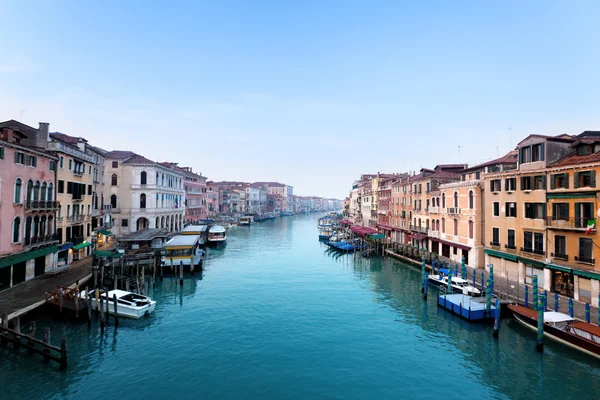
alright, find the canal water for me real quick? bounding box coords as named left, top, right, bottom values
left=1, top=213, right=599, bottom=400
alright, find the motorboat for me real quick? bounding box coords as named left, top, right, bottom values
left=509, top=304, right=600, bottom=359
left=428, top=274, right=481, bottom=296
left=239, top=216, right=254, bottom=226
left=84, top=289, right=156, bottom=319
left=208, top=225, right=227, bottom=248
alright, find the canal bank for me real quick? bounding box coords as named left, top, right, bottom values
left=1, top=213, right=599, bottom=400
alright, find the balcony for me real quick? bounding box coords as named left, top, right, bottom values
left=24, top=233, right=60, bottom=247
left=73, top=169, right=84, bottom=177
left=447, top=207, right=461, bottom=215
left=429, top=207, right=440, bottom=214
left=409, top=224, right=428, bottom=234
left=546, top=217, right=595, bottom=231
left=489, top=241, right=500, bottom=247
left=521, top=247, right=545, bottom=256
left=92, top=209, right=100, bottom=217
left=575, top=256, right=595, bottom=265
left=551, top=252, right=568, bottom=261
left=47, top=141, right=95, bottom=162
left=505, top=244, right=517, bottom=251
left=429, top=230, right=440, bottom=238
left=25, top=200, right=59, bottom=211
left=67, top=215, right=85, bottom=223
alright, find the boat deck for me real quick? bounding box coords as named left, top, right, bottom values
left=438, top=294, right=498, bottom=321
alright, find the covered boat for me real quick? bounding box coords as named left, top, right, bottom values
left=208, top=225, right=227, bottom=248
left=85, top=289, right=156, bottom=319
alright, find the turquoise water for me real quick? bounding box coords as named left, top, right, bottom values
left=2, top=213, right=600, bottom=400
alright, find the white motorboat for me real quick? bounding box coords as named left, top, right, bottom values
left=428, top=275, right=481, bottom=296
left=208, top=225, right=227, bottom=248
left=84, top=289, right=156, bottom=319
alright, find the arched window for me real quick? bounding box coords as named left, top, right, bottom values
left=454, top=192, right=458, bottom=208
left=33, top=181, right=40, bottom=201
left=26, top=180, right=33, bottom=202
left=111, top=194, right=118, bottom=208
left=25, top=216, right=32, bottom=243
left=442, top=218, right=445, bottom=233
left=111, top=174, right=118, bottom=186
left=442, top=193, right=446, bottom=208
left=418, top=218, right=422, bottom=228
left=426, top=219, right=429, bottom=229
left=48, top=183, right=54, bottom=201
left=454, top=219, right=458, bottom=235
left=13, top=217, right=21, bottom=243
left=141, top=171, right=147, bottom=185
left=41, top=182, right=47, bottom=201
left=436, top=219, right=440, bottom=231
left=162, top=174, right=165, bottom=186
left=469, top=221, right=474, bottom=239
left=140, top=193, right=146, bottom=209
left=14, top=178, right=22, bottom=204
left=469, top=191, right=474, bottom=209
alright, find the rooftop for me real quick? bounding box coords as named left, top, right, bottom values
left=119, top=228, right=172, bottom=241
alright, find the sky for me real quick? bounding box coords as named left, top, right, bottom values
left=1, top=1, right=599, bottom=199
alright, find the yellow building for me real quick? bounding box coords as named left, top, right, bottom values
left=49, top=133, right=95, bottom=264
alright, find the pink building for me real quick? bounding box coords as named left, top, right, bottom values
left=206, top=181, right=218, bottom=218
left=160, top=163, right=207, bottom=224
left=0, top=124, right=60, bottom=291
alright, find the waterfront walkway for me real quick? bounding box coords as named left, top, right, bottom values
left=0, top=257, right=92, bottom=321
left=386, top=250, right=600, bottom=325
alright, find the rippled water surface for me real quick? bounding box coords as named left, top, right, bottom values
left=1, top=213, right=599, bottom=400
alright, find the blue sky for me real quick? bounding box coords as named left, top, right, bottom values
left=1, top=1, right=599, bottom=198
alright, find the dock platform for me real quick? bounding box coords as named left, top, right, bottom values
left=438, top=294, right=498, bottom=321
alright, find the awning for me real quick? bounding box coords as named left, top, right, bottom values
left=547, top=192, right=596, bottom=199
left=0, top=246, right=59, bottom=269
left=350, top=226, right=378, bottom=237
left=73, top=241, right=92, bottom=250
left=430, top=237, right=471, bottom=251
left=377, top=224, right=393, bottom=231
left=573, top=268, right=600, bottom=280
left=93, top=250, right=123, bottom=258
left=96, top=229, right=113, bottom=236
left=409, top=233, right=427, bottom=241
left=59, top=243, right=73, bottom=251
left=545, top=263, right=572, bottom=274
left=369, top=234, right=385, bottom=239
left=340, top=220, right=353, bottom=226
left=519, top=256, right=546, bottom=269
left=484, top=248, right=518, bottom=262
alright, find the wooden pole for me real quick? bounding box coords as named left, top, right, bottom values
left=99, top=292, right=105, bottom=331
left=94, top=288, right=99, bottom=312
left=13, top=317, right=21, bottom=350
left=100, top=259, right=105, bottom=288
left=58, top=289, right=63, bottom=313
left=1, top=313, right=7, bottom=345
left=141, top=265, right=145, bottom=295
left=87, top=287, right=92, bottom=328
left=43, top=328, right=50, bottom=361
left=74, top=286, right=79, bottom=318
left=179, top=261, right=184, bottom=286
left=113, top=293, right=119, bottom=327
left=104, top=290, right=110, bottom=327
left=93, top=265, right=98, bottom=288
left=59, top=337, right=68, bottom=369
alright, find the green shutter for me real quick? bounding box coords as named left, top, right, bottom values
left=591, top=171, right=596, bottom=187
left=550, top=175, right=556, bottom=189
left=542, top=175, right=546, bottom=189
left=0, top=146, right=3, bottom=159
left=574, top=172, right=580, bottom=188
left=14, top=151, right=18, bottom=163
left=575, top=203, right=581, bottom=224
left=564, top=173, right=570, bottom=188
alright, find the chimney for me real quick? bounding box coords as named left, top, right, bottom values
left=37, top=122, right=49, bottom=149
left=3, top=127, right=14, bottom=143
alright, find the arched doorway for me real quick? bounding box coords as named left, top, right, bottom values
left=136, top=217, right=149, bottom=231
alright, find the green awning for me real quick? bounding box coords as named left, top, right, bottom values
left=73, top=241, right=92, bottom=250
left=96, top=229, right=113, bottom=236
left=369, top=234, right=385, bottom=239
left=93, top=250, right=122, bottom=258
left=484, top=248, right=518, bottom=262
left=547, top=193, right=596, bottom=199
left=519, top=257, right=546, bottom=269
left=545, top=263, right=572, bottom=273
left=573, top=269, right=600, bottom=280
left=0, top=246, right=59, bottom=269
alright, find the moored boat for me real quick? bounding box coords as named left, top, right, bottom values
left=428, top=274, right=481, bottom=296
left=239, top=216, right=254, bottom=226
left=162, top=234, right=204, bottom=270
left=508, top=304, right=600, bottom=359
left=84, top=289, right=156, bottom=319
left=208, top=225, right=227, bottom=248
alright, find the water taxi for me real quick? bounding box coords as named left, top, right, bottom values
left=85, top=289, right=156, bottom=319
left=208, top=225, right=227, bottom=248
left=162, top=234, right=204, bottom=270
left=182, top=224, right=208, bottom=247
left=239, top=216, right=254, bottom=226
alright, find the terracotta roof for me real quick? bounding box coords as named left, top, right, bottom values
left=517, top=133, right=575, bottom=145
left=548, top=151, right=600, bottom=167
left=105, top=150, right=136, bottom=159
left=50, top=132, right=86, bottom=146
left=462, top=151, right=518, bottom=173
left=104, top=150, right=156, bottom=165
left=124, top=154, right=156, bottom=165
left=0, top=120, right=36, bottom=137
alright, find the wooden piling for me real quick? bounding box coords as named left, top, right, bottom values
left=1, top=313, right=7, bottom=345
left=93, top=265, right=98, bottom=288
left=179, top=261, right=184, bottom=286
left=13, top=317, right=21, bottom=350
left=27, top=322, right=36, bottom=354
left=141, top=265, right=145, bottom=295
left=59, top=337, right=67, bottom=369
left=100, top=259, right=105, bottom=287
left=99, top=292, right=105, bottom=331
left=87, top=288, right=92, bottom=327
left=113, top=293, right=119, bottom=327
left=104, top=290, right=110, bottom=327
left=58, top=289, right=64, bottom=313
left=94, top=288, right=99, bottom=312
left=43, top=328, right=50, bottom=361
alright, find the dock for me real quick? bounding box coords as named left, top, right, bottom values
left=438, top=293, right=498, bottom=321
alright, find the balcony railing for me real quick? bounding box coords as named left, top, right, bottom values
left=489, top=241, right=500, bottom=247
left=429, top=230, right=440, bottom=238
left=505, top=244, right=517, bottom=250
left=67, top=215, right=85, bottom=223
left=69, top=236, right=84, bottom=245
left=546, top=217, right=595, bottom=231
left=24, top=233, right=60, bottom=246
left=575, top=256, right=595, bottom=265
left=25, top=200, right=59, bottom=210
left=551, top=252, right=568, bottom=261
left=521, top=247, right=544, bottom=256
left=47, top=141, right=95, bottom=162
left=409, top=224, right=428, bottom=234
left=447, top=207, right=461, bottom=215
left=429, top=207, right=440, bottom=214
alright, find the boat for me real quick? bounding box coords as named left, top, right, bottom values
left=428, top=274, right=481, bottom=296
left=162, top=234, right=204, bottom=270
left=84, top=289, right=156, bottom=319
left=508, top=304, right=600, bottom=359
left=182, top=225, right=208, bottom=248
left=208, top=225, right=227, bottom=248
left=318, top=226, right=335, bottom=241
left=318, top=216, right=334, bottom=228
left=239, top=216, right=254, bottom=226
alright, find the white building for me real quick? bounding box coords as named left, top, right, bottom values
left=104, top=151, right=185, bottom=236
left=245, top=186, right=261, bottom=214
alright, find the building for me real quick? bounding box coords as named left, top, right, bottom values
left=86, top=145, right=113, bottom=247
left=206, top=182, right=218, bottom=218
left=48, top=132, right=96, bottom=264
left=160, top=163, right=207, bottom=224
left=0, top=122, right=60, bottom=290
left=105, top=151, right=185, bottom=236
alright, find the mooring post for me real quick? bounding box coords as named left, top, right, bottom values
left=99, top=293, right=105, bottom=331
left=543, top=290, right=548, bottom=311
left=533, top=275, right=538, bottom=311
left=421, top=258, right=425, bottom=293
left=141, top=265, right=145, bottom=295
left=1, top=312, right=7, bottom=345
left=489, top=264, right=494, bottom=294
left=58, top=288, right=64, bottom=313
left=423, top=272, right=429, bottom=299
left=536, top=296, right=544, bottom=352
left=87, top=289, right=92, bottom=328
left=113, top=293, right=119, bottom=327
left=461, top=257, right=466, bottom=280
left=480, top=271, right=484, bottom=291
left=170, top=257, right=174, bottom=273
left=94, top=288, right=99, bottom=313
left=493, top=298, right=501, bottom=338
left=14, top=317, right=21, bottom=350
left=100, top=260, right=105, bottom=287
left=472, top=267, right=476, bottom=287
left=74, top=287, right=79, bottom=318
left=447, top=270, right=453, bottom=294
left=569, top=298, right=574, bottom=318
left=93, top=265, right=98, bottom=288
left=179, top=261, right=184, bottom=286
left=586, top=303, right=591, bottom=323
left=104, top=290, right=110, bottom=327
left=554, top=292, right=559, bottom=312
left=485, top=279, right=492, bottom=318
left=28, top=322, right=36, bottom=354
left=60, top=337, right=68, bottom=369
left=525, top=285, right=529, bottom=308
left=43, top=328, right=50, bottom=361
left=598, top=293, right=600, bottom=327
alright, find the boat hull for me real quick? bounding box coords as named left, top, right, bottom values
left=508, top=304, right=600, bottom=359
left=208, top=239, right=227, bottom=249
left=90, top=298, right=156, bottom=319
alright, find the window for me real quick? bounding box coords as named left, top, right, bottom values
left=140, top=193, right=146, bottom=209
left=578, top=238, right=594, bottom=264
left=111, top=174, right=118, bottom=186
left=111, top=194, right=118, bottom=208
left=141, top=171, right=147, bottom=185
left=0, top=146, right=4, bottom=159
left=442, top=193, right=446, bottom=208
left=577, top=145, right=592, bottom=156
left=523, top=231, right=544, bottom=254
left=554, top=236, right=566, bottom=258
left=521, top=176, right=533, bottom=190
left=551, top=203, right=569, bottom=220
left=468, top=191, right=474, bottom=209
left=507, top=229, right=515, bottom=249
left=68, top=159, right=72, bottom=170
left=551, top=173, right=569, bottom=189
left=493, top=202, right=500, bottom=216
left=454, top=219, right=458, bottom=235
left=574, top=171, right=596, bottom=188
left=58, top=180, right=64, bottom=194
left=490, top=179, right=501, bottom=192
left=533, top=175, right=546, bottom=190
left=491, top=227, right=500, bottom=246
left=14, top=178, right=22, bottom=204
left=60, top=156, right=64, bottom=168
left=121, top=219, right=128, bottom=227
left=475, top=171, right=481, bottom=180
left=442, top=218, right=445, bottom=233
left=520, top=146, right=531, bottom=163
left=13, top=151, right=25, bottom=165
left=27, top=155, right=37, bottom=167
left=49, top=160, right=57, bottom=171
left=575, top=202, right=594, bottom=228
left=453, top=247, right=458, bottom=255
left=469, top=221, right=473, bottom=239
left=532, top=143, right=544, bottom=162
left=48, top=183, right=53, bottom=201
left=505, top=178, right=517, bottom=191
left=87, top=185, right=92, bottom=195
left=12, top=217, right=21, bottom=243
left=524, top=203, right=545, bottom=219
left=89, top=165, right=92, bottom=175
left=426, top=182, right=430, bottom=193
left=112, top=161, right=118, bottom=168
left=453, top=192, right=458, bottom=208
left=505, top=202, right=517, bottom=217
left=523, top=231, right=533, bottom=252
